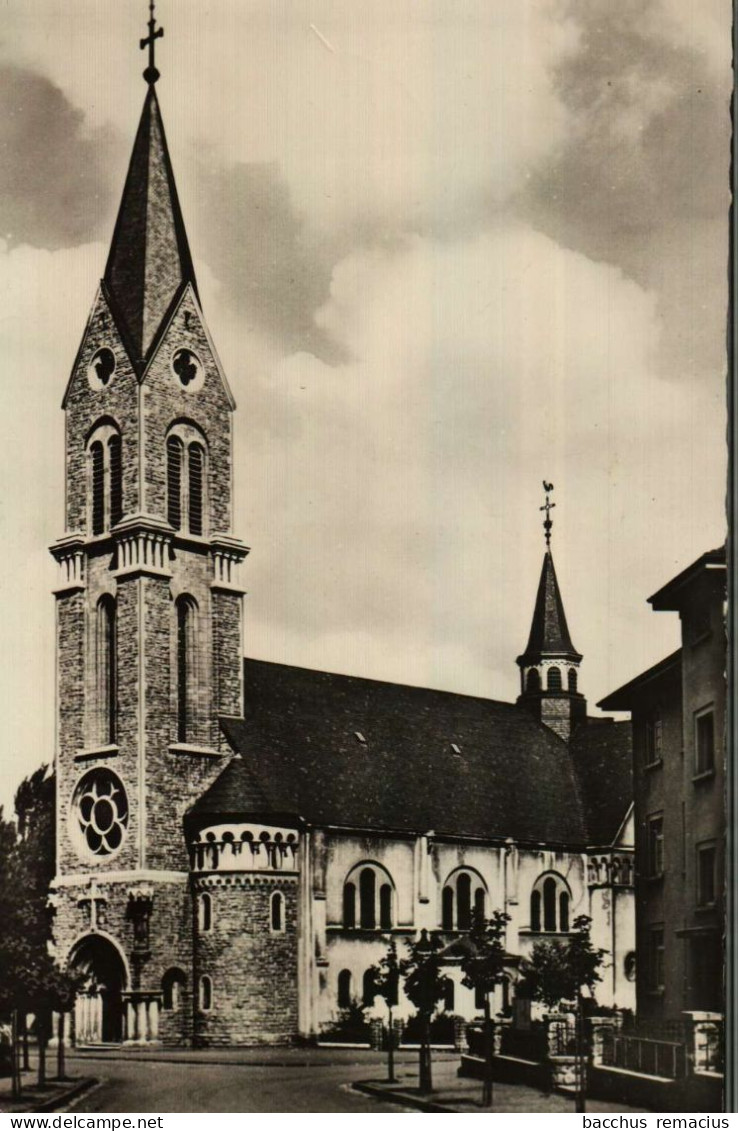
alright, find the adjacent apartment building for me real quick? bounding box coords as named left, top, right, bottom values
left=599, top=547, right=726, bottom=1022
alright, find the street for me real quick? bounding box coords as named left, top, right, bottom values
left=68, top=1053, right=417, bottom=1114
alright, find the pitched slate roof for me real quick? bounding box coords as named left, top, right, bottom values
left=188, top=658, right=629, bottom=848
left=518, top=552, right=581, bottom=664
left=104, top=86, right=197, bottom=364
left=569, top=720, right=633, bottom=845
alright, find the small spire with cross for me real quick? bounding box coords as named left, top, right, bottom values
left=141, top=0, right=164, bottom=85
left=540, top=480, right=555, bottom=549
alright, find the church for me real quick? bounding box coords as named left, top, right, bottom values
left=49, top=13, right=635, bottom=1047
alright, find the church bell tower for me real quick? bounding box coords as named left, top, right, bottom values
left=516, top=484, right=586, bottom=741
left=50, top=5, right=247, bottom=1046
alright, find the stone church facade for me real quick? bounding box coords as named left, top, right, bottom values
left=49, top=33, right=635, bottom=1048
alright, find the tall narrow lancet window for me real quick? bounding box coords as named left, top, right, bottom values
left=338, top=969, right=352, bottom=1009
left=456, top=872, right=472, bottom=930
left=108, top=434, right=123, bottom=527
left=188, top=443, right=204, bottom=536
left=543, top=877, right=557, bottom=931
left=359, top=868, right=376, bottom=929
left=90, top=442, right=105, bottom=535
left=379, top=883, right=393, bottom=930
left=568, top=668, right=578, bottom=693
left=559, top=891, right=570, bottom=933
left=530, top=890, right=541, bottom=932
left=176, top=596, right=197, bottom=743
left=167, top=435, right=183, bottom=529
left=442, top=886, right=454, bottom=930
left=526, top=668, right=540, bottom=692
left=96, top=596, right=117, bottom=745
left=474, top=886, right=486, bottom=920
left=343, top=882, right=356, bottom=928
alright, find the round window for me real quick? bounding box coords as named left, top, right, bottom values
left=171, top=347, right=204, bottom=392
left=87, top=347, right=116, bottom=391
left=73, top=769, right=129, bottom=858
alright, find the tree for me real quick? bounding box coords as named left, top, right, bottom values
left=369, top=938, right=400, bottom=1082
left=0, top=767, right=80, bottom=1092
left=520, top=915, right=607, bottom=1113
left=400, top=930, right=447, bottom=1093
left=460, top=908, right=510, bottom=1108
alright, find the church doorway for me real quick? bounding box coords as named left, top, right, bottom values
left=69, top=936, right=127, bottom=1045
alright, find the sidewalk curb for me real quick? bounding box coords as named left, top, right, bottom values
left=352, top=1080, right=458, bottom=1113
left=7, top=1078, right=99, bottom=1115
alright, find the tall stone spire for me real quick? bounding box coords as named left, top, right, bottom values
left=103, top=4, right=198, bottom=367
left=516, top=484, right=586, bottom=741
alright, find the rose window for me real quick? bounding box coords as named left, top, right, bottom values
left=74, top=770, right=128, bottom=856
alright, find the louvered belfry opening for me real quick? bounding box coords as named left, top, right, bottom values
left=167, top=435, right=183, bottom=530
left=188, top=442, right=204, bottom=535
left=91, top=441, right=105, bottom=535
left=108, top=434, right=123, bottom=527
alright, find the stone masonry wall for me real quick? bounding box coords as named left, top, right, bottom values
left=64, top=290, right=141, bottom=533
left=212, top=591, right=242, bottom=720
left=193, top=874, right=299, bottom=1046
left=141, top=289, right=233, bottom=533
left=53, top=875, right=194, bottom=1046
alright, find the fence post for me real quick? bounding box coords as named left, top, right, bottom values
left=589, top=1016, right=616, bottom=1066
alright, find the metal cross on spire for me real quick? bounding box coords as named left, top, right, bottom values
left=141, top=0, right=164, bottom=85
left=540, top=480, right=555, bottom=549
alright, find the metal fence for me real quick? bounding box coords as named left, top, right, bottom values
left=601, top=1029, right=686, bottom=1080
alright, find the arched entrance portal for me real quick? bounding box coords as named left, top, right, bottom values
left=69, top=936, right=127, bottom=1045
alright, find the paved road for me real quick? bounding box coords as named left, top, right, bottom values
left=69, top=1056, right=415, bottom=1114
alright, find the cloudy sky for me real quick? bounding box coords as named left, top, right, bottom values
left=0, top=0, right=729, bottom=813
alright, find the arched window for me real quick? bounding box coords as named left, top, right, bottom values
left=530, top=873, right=571, bottom=933
left=559, top=891, right=570, bottom=933
left=87, top=422, right=124, bottom=535
left=270, top=891, right=284, bottom=932
left=108, top=434, right=122, bottom=527
left=441, top=868, right=488, bottom=931
left=530, top=889, right=541, bottom=932
left=96, top=596, right=117, bottom=745
left=343, top=882, right=356, bottom=928
left=547, top=666, right=562, bottom=690
left=568, top=668, right=578, bottom=693
left=90, top=441, right=105, bottom=535
left=188, top=443, right=205, bottom=536
left=360, top=868, right=376, bottom=929
left=162, top=968, right=186, bottom=1011
left=442, top=886, right=454, bottom=930
left=526, top=668, right=540, bottom=692
left=443, top=978, right=455, bottom=1011
left=379, top=884, right=393, bottom=930
left=199, top=975, right=212, bottom=1011
left=338, top=969, right=352, bottom=1009
left=167, top=435, right=183, bottom=529
left=362, top=969, right=375, bottom=1007
left=176, top=595, right=197, bottom=743
left=457, top=873, right=472, bottom=930
left=165, top=425, right=207, bottom=535
left=343, top=864, right=395, bottom=931
left=198, top=892, right=212, bottom=933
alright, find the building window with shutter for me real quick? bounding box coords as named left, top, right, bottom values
left=697, top=843, right=717, bottom=907
left=647, top=814, right=664, bottom=878
left=695, top=708, right=715, bottom=776
left=644, top=714, right=663, bottom=767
